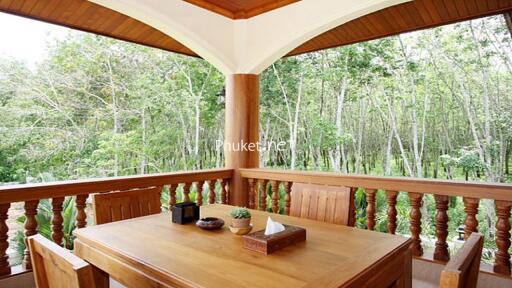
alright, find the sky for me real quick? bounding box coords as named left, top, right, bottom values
left=0, top=12, right=74, bottom=69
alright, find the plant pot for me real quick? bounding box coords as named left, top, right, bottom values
left=231, top=217, right=251, bottom=228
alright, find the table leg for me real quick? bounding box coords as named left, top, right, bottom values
left=92, top=266, right=110, bottom=288
left=396, top=249, right=412, bottom=288
left=75, top=240, right=109, bottom=288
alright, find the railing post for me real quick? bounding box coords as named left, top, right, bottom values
left=494, top=200, right=511, bottom=275
left=349, top=187, right=357, bottom=227
left=386, top=190, right=398, bottom=234
left=76, top=195, right=88, bottom=229
left=248, top=178, right=256, bottom=209
left=168, top=184, right=177, bottom=210
left=205, top=180, right=213, bottom=205
left=284, top=182, right=292, bottom=216
left=433, top=195, right=449, bottom=262
left=365, top=189, right=376, bottom=230
left=0, top=203, right=10, bottom=276
left=224, top=74, right=260, bottom=207
left=259, top=179, right=268, bottom=211
left=270, top=180, right=280, bottom=213
left=463, top=197, right=479, bottom=239
left=408, top=192, right=423, bottom=256
left=23, top=200, right=39, bottom=270
left=52, top=197, right=65, bottom=246
left=196, top=181, right=205, bottom=206
left=183, top=183, right=191, bottom=203
left=220, top=179, right=228, bottom=204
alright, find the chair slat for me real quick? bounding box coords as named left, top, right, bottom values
left=93, top=186, right=162, bottom=225
left=28, top=234, right=99, bottom=288
left=290, top=183, right=352, bottom=226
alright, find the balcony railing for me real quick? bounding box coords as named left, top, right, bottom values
left=239, top=168, right=512, bottom=277
left=0, top=168, right=232, bottom=278
left=1, top=167, right=511, bottom=281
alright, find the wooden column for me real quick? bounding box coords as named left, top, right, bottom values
left=408, top=192, right=423, bottom=256
left=463, top=197, right=479, bottom=239
left=196, top=181, right=205, bottom=206
left=247, top=178, right=256, bottom=209
left=225, top=74, right=260, bottom=207
left=23, top=200, right=39, bottom=270
left=433, top=195, right=450, bottom=262
left=386, top=190, right=398, bottom=235
left=365, top=189, right=377, bottom=231
left=52, top=197, right=65, bottom=246
left=0, top=203, right=10, bottom=276
left=494, top=200, right=511, bottom=275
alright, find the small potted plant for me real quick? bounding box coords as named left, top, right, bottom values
left=230, top=207, right=251, bottom=228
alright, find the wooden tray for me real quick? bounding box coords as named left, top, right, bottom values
left=242, top=225, right=306, bottom=254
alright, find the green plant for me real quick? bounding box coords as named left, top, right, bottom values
left=13, top=197, right=77, bottom=263
left=230, top=207, right=251, bottom=219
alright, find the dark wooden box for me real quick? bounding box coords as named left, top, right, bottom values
left=242, top=225, right=306, bottom=254
left=171, top=202, right=199, bottom=224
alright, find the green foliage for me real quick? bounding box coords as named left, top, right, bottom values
left=12, top=197, right=77, bottom=265
left=230, top=208, right=251, bottom=219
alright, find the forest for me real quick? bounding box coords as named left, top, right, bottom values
left=0, top=15, right=511, bottom=261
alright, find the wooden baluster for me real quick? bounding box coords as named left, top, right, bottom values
left=23, top=200, right=39, bottom=270
left=208, top=180, right=216, bottom=204
left=76, top=195, right=88, bottom=229
left=433, top=195, right=450, bottom=262
left=270, top=180, right=280, bottom=213
left=260, top=179, right=268, bottom=211
left=284, top=182, right=292, bottom=215
left=168, top=184, right=177, bottom=210
left=220, top=179, right=228, bottom=204
left=0, top=203, right=10, bottom=276
left=349, top=187, right=357, bottom=227
left=386, top=190, right=398, bottom=234
left=494, top=200, right=512, bottom=275
left=196, top=181, right=204, bottom=206
left=463, top=197, right=479, bottom=239
left=365, top=189, right=376, bottom=230
left=52, top=197, right=65, bottom=246
left=408, top=193, right=423, bottom=256
left=183, top=183, right=191, bottom=203
left=248, top=178, right=256, bottom=209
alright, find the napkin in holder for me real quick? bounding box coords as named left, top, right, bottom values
left=264, top=217, right=285, bottom=235
left=242, top=217, right=306, bottom=254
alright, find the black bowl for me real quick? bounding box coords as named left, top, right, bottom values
left=196, top=217, right=225, bottom=230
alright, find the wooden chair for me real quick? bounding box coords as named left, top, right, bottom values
left=290, top=183, right=354, bottom=226
left=28, top=234, right=103, bottom=288
left=439, top=233, right=484, bottom=288
left=93, top=186, right=162, bottom=225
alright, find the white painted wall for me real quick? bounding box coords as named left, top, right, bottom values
left=91, top=0, right=411, bottom=74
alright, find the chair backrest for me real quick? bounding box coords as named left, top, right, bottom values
left=28, top=234, right=97, bottom=288
left=439, top=233, right=484, bottom=288
left=290, top=183, right=353, bottom=226
left=93, top=186, right=162, bottom=225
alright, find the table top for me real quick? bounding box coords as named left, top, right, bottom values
left=74, top=204, right=410, bottom=288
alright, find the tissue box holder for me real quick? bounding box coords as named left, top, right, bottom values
left=242, top=225, right=306, bottom=254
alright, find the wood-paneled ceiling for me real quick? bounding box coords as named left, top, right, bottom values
left=288, top=0, right=512, bottom=56
left=182, top=0, right=300, bottom=19
left=0, top=0, right=511, bottom=59
left=0, top=0, right=197, bottom=57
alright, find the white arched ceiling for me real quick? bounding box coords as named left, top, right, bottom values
left=91, top=0, right=411, bottom=75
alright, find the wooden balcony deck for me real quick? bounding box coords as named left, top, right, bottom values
left=0, top=168, right=511, bottom=287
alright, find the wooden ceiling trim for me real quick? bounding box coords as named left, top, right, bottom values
left=287, top=0, right=512, bottom=57
left=0, top=0, right=198, bottom=57
left=183, top=0, right=300, bottom=19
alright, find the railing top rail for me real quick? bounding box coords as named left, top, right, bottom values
left=239, top=168, right=512, bottom=202
left=0, top=168, right=233, bottom=204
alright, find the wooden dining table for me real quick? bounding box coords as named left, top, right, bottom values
left=74, top=204, right=412, bottom=288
